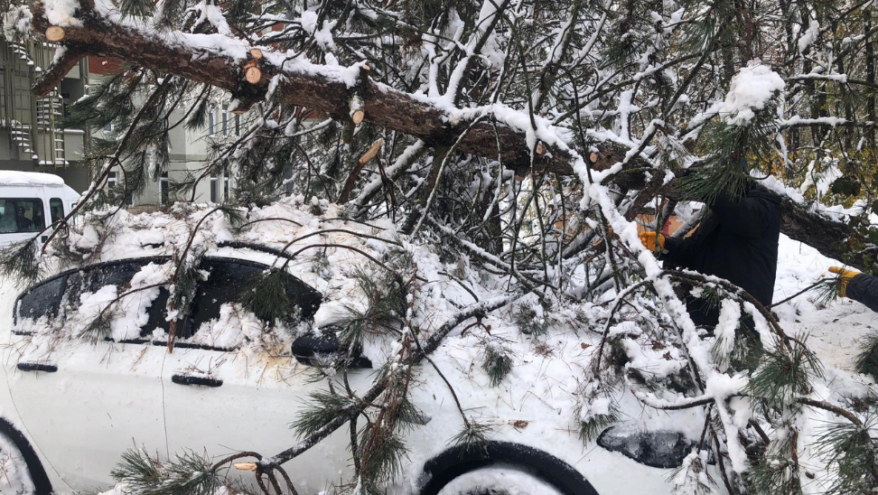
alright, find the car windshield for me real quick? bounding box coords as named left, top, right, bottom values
left=0, top=198, right=46, bottom=234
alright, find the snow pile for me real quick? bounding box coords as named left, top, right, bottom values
left=718, top=64, right=785, bottom=125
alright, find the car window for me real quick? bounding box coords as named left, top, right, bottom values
left=0, top=198, right=46, bottom=234
left=62, top=259, right=171, bottom=338
left=49, top=198, right=64, bottom=224
left=15, top=275, right=66, bottom=324
left=189, top=259, right=322, bottom=339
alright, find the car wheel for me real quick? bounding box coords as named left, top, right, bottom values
left=0, top=432, right=34, bottom=495
left=0, top=419, right=51, bottom=495
left=437, top=466, right=563, bottom=495
left=419, top=442, right=598, bottom=495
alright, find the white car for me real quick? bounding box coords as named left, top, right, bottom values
left=0, top=201, right=681, bottom=495
left=0, top=171, right=79, bottom=249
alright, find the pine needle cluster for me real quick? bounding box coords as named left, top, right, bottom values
left=240, top=269, right=304, bottom=325
left=514, top=304, right=548, bottom=336
left=815, top=417, right=878, bottom=494
left=450, top=421, right=491, bottom=457
left=855, top=332, right=878, bottom=381
left=747, top=340, right=823, bottom=405
left=0, top=240, right=41, bottom=287
left=337, top=266, right=410, bottom=348
left=111, top=448, right=223, bottom=495
left=482, top=339, right=513, bottom=387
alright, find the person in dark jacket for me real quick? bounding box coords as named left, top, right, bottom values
left=639, top=184, right=783, bottom=327
left=828, top=267, right=878, bottom=312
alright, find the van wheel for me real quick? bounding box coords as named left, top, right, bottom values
left=419, top=442, right=598, bottom=495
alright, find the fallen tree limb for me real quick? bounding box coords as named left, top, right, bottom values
left=29, top=1, right=876, bottom=271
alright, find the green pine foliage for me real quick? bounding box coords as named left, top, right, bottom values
left=855, top=332, right=878, bottom=381
left=240, top=269, right=302, bottom=324
left=815, top=417, right=878, bottom=495
left=79, top=310, right=114, bottom=343
left=111, top=449, right=223, bottom=495
left=291, top=391, right=357, bottom=439
left=337, top=267, right=410, bottom=348
left=0, top=240, right=41, bottom=287
left=514, top=305, right=548, bottom=336
left=450, top=421, right=491, bottom=456
left=482, top=339, right=513, bottom=387
left=747, top=340, right=823, bottom=405
left=746, top=453, right=803, bottom=495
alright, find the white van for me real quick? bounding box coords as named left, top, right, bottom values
left=0, top=171, right=80, bottom=248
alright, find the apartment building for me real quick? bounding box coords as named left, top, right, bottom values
left=90, top=57, right=238, bottom=207
left=0, top=36, right=89, bottom=191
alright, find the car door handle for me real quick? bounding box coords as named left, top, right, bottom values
left=17, top=363, right=57, bottom=373
left=171, top=374, right=223, bottom=387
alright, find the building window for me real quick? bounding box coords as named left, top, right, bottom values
left=222, top=107, right=228, bottom=136
left=223, top=177, right=230, bottom=201
left=208, top=111, right=215, bottom=136
left=160, top=172, right=169, bottom=205
left=210, top=177, right=218, bottom=203
left=108, top=171, right=118, bottom=188
left=103, top=122, right=113, bottom=133
left=234, top=114, right=240, bottom=136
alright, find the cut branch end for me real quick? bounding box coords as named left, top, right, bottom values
left=45, top=26, right=65, bottom=41
left=245, top=66, right=263, bottom=85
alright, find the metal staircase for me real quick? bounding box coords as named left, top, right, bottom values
left=0, top=38, right=69, bottom=167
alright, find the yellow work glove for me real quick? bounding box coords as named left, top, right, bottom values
left=829, top=266, right=859, bottom=298
left=638, top=232, right=666, bottom=253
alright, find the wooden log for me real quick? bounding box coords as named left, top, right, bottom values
left=233, top=462, right=258, bottom=471
left=45, top=26, right=65, bottom=41
left=249, top=48, right=263, bottom=59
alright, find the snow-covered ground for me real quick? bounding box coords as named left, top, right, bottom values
left=773, top=234, right=876, bottom=372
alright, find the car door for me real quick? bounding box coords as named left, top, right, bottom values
left=5, top=260, right=169, bottom=492
left=161, top=258, right=368, bottom=494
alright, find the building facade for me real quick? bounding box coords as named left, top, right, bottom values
left=90, top=57, right=236, bottom=207
left=0, top=37, right=89, bottom=191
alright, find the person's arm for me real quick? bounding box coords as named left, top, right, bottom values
left=846, top=273, right=878, bottom=313
left=709, top=192, right=775, bottom=239
left=663, top=235, right=699, bottom=266
left=638, top=232, right=700, bottom=266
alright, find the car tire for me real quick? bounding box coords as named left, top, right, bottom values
left=0, top=419, right=51, bottom=495
left=418, top=442, right=598, bottom=495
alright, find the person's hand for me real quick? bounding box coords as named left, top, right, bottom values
left=638, top=232, right=665, bottom=253
left=829, top=266, right=859, bottom=297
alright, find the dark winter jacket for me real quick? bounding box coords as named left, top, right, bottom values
left=847, top=274, right=878, bottom=312
left=662, top=186, right=782, bottom=326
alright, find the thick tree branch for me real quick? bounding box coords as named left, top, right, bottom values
left=29, top=1, right=875, bottom=271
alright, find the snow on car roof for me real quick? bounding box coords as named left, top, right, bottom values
left=0, top=170, right=66, bottom=187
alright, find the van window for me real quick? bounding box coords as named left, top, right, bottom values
left=0, top=198, right=46, bottom=234
left=49, top=198, right=64, bottom=223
